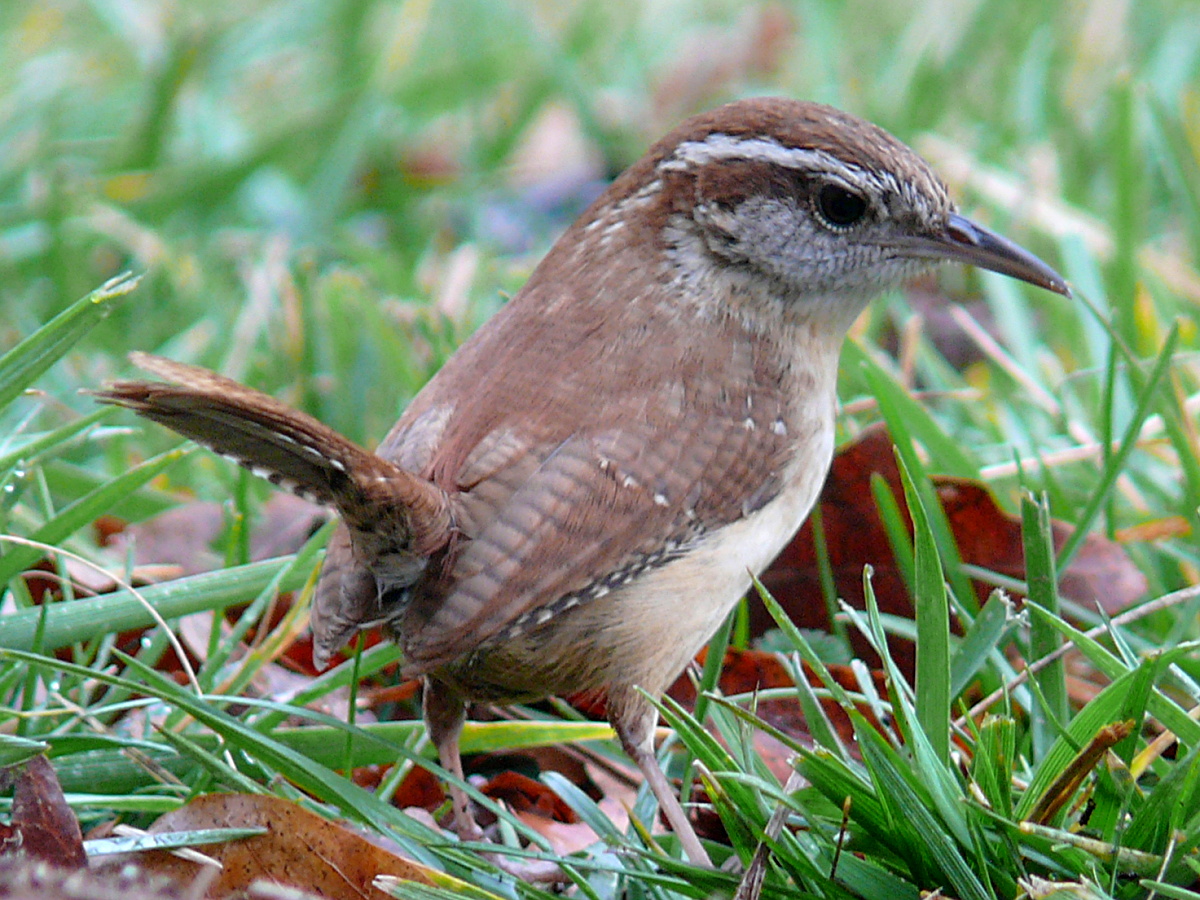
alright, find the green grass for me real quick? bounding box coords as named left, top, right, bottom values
left=3, top=0, right=1200, bottom=897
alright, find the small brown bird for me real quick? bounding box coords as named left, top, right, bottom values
left=95, top=98, right=1068, bottom=868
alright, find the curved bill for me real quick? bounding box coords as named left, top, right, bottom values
left=900, top=213, right=1071, bottom=297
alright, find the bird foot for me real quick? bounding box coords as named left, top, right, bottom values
left=449, top=811, right=570, bottom=885
left=481, top=851, right=571, bottom=885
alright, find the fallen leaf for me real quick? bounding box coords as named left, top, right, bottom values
left=390, top=765, right=445, bottom=815
left=108, top=494, right=326, bottom=578
left=758, top=425, right=1147, bottom=674
left=481, top=770, right=576, bottom=822
left=0, top=755, right=85, bottom=869
left=136, top=793, right=435, bottom=900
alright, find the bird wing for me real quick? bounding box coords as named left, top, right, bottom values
left=395, top=356, right=795, bottom=672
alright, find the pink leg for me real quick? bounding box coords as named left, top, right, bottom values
left=610, top=690, right=713, bottom=867
left=423, top=679, right=568, bottom=884
left=423, top=678, right=483, bottom=842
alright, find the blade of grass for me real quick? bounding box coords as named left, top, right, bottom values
left=950, top=590, right=1020, bottom=698
left=1021, top=490, right=1068, bottom=762
left=0, top=273, right=140, bottom=413
left=1016, top=655, right=1171, bottom=821
left=856, top=726, right=991, bottom=900
left=1024, top=606, right=1200, bottom=746
left=1, top=647, right=469, bottom=869
left=45, top=717, right=611, bottom=796
left=971, top=714, right=1017, bottom=820
left=0, top=556, right=313, bottom=652
left=857, top=355, right=976, bottom=611
left=0, top=409, right=118, bottom=473
left=844, top=340, right=979, bottom=479
left=753, top=576, right=866, bottom=752
left=870, top=471, right=916, bottom=596
left=0, top=733, right=50, bottom=766
left=896, top=452, right=950, bottom=765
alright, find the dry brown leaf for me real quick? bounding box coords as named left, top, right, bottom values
left=137, top=793, right=435, bottom=900
left=108, top=494, right=325, bottom=578
left=758, top=425, right=1147, bottom=675
left=0, top=755, right=85, bottom=869
left=480, top=771, right=575, bottom=823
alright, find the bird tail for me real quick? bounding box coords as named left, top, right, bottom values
left=91, top=352, right=453, bottom=560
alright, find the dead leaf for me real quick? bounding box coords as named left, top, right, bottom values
left=481, top=770, right=575, bottom=822
left=109, top=494, right=326, bottom=578
left=137, top=793, right=435, bottom=900
left=390, top=765, right=445, bottom=815
left=0, top=755, right=85, bottom=869
left=513, top=762, right=634, bottom=856
left=758, top=425, right=1147, bottom=674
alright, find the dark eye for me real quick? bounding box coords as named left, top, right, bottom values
left=814, top=183, right=868, bottom=229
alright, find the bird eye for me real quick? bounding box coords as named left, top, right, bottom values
left=814, top=183, right=868, bottom=229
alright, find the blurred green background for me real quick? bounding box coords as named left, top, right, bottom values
left=2, top=0, right=1199, bottom=590
left=4, top=4, right=1200, bottom=891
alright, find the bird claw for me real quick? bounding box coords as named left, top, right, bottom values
left=482, top=851, right=571, bottom=885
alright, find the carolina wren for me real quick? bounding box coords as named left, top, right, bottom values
left=94, top=98, right=1068, bottom=868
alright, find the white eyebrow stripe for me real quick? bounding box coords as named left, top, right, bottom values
left=658, top=133, right=942, bottom=219
left=661, top=135, right=867, bottom=184
left=664, top=135, right=820, bottom=167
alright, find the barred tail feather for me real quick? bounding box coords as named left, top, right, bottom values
left=91, top=352, right=452, bottom=555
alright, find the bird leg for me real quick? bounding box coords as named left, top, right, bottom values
left=611, top=692, right=713, bottom=868
left=423, top=679, right=568, bottom=884
left=426, top=678, right=711, bottom=869
left=422, top=678, right=485, bottom=842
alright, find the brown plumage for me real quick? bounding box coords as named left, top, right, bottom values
left=93, top=97, right=1068, bottom=870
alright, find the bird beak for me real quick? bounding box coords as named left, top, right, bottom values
left=903, top=213, right=1071, bottom=297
